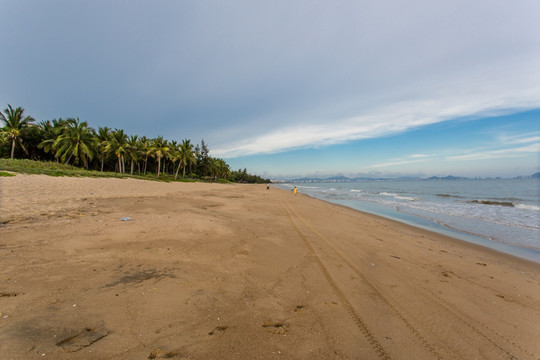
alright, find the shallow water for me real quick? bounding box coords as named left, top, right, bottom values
left=277, top=178, right=540, bottom=262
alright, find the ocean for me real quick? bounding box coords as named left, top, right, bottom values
left=276, top=178, right=540, bottom=263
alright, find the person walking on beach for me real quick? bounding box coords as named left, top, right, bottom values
left=267, top=183, right=270, bottom=190
left=293, top=186, right=297, bottom=195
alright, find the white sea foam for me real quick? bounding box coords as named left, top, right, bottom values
left=516, top=204, right=540, bottom=211
left=379, top=192, right=417, bottom=201
left=395, top=195, right=418, bottom=201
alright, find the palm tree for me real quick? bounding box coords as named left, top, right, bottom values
left=176, top=139, right=195, bottom=179
left=126, top=135, right=142, bottom=175
left=96, top=127, right=112, bottom=171
left=163, top=139, right=175, bottom=175
left=107, top=129, right=128, bottom=173
left=38, top=118, right=72, bottom=162
left=168, top=140, right=178, bottom=177
left=209, top=158, right=230, bottom=180
left=216, top=158, right=230, bottom=179
left=169, top=140, right=181, bottom=179
left=139, top=136, right=151, bottom=174
left=149, top=136, right=169, bottom=178
left=53, top=118, right=97, bottom=168
left=0, top=104, right=35, bottom=159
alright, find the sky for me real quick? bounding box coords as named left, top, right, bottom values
left=1, top=0, right=539, bottom=179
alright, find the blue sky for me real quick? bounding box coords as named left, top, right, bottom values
left=1, top=0, right=539, bottom=178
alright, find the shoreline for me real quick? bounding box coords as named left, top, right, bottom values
left=1, top=175, right=539, bottom=359
left=275, top=184, right=540, bottom=264
left=284, top=188, right=540, bottom=266
left=333, top=196, right=540, bottom=264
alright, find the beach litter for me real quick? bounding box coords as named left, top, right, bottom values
left=121, top=217, right=132, bottom=221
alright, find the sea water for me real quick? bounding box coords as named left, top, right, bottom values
left=277, top=179, right=540, bottom=262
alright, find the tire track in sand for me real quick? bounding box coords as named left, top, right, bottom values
left=282, top=204, right=391, bottom=360
left=285, top=202, right=527, bottom=360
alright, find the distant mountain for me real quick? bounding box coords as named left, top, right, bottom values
left=326, top=176, right=351, bottom=181
left=424, top=175, right=468, bottom=181
left=290, top=175, right=430, bottom=183
left=289, top=177, right=323, bottom=183
left=282, top=173, right=536, bottom=183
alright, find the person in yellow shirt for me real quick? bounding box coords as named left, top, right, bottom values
left=293, top=186, right=297, bottom=195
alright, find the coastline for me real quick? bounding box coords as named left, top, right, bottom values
left=1, top=175, right=539, bottom=359
left=276, top=180, right=540, bottom=263
left=326, top=197, right=540, bottom=264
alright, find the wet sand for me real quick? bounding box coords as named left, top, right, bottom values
left=1, top=174, right=539, bottom=359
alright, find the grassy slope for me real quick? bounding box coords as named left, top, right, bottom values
left=0, top=158, right=197, bottom=182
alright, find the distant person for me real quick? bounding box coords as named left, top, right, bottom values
left=266, top=183, right=270, bottom=190
left=294, top=186, right=297, bottom=195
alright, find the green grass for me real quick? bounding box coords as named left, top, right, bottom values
left=0, top=171, right=16, bottom=177
left=0, top=158, right=199, bottom=182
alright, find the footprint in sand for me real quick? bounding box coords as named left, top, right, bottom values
left=208, top=326, right=229, bottom=336
left=262, top=321, right=289, bottom=334
left=148, top=348, right=183, bottom=359
left=56, top=327, right=108, bottom=352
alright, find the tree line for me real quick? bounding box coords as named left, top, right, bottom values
left=0, top=104, right=269, bottom=183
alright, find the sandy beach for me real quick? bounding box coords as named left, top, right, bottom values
left=1, top=174, right=539, bottom=360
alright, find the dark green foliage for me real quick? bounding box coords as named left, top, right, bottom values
left=229, top=168, right=270, bottom=184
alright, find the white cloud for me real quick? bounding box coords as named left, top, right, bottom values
left=446, top=144, right=540, bottom=161
left=496, top=133, right=540, bottom=146
left=213, top=82, right=540, bottom=158
left=367, top=158, right=427, bottom=169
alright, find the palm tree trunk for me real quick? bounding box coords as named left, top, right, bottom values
left=174, top=161, right=181, bottom=180
left=100, top=157, right=104, bottom=172
left=130, top=160, right=134, bottom=175
left=10, top=139, right=15, bottom=159
left=157, top=157, right=161, bottom=178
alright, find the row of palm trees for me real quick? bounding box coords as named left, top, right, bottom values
left=0, top=104, right=234, bottom=180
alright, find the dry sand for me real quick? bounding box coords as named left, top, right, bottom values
left=0, top=174, right=539, bottom=360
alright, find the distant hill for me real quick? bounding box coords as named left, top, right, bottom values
left=424, top=175, right=468, bottom=181
left=326, top=176, right=351, bottom=181
left=290, top=176, right=427, bottom=183
left=285, top=173, right=538, bottom=183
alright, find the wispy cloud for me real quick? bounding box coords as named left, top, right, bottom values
left=446, top=144, right=540, bottom=161
left=366, top=154, right=433, bottom=169
left=213, top=89, right=540, bottom=158
left=495, top=132, right=540, bottom=146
